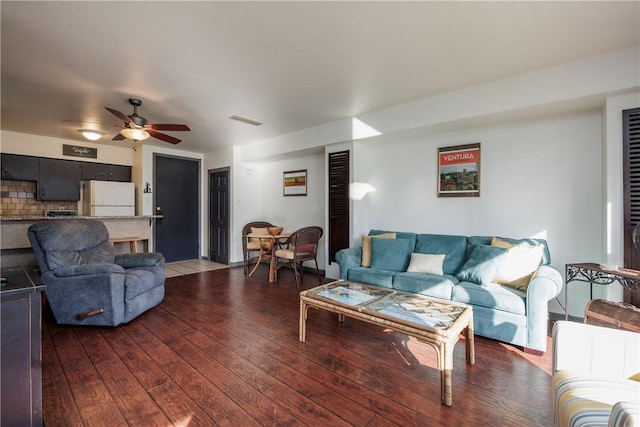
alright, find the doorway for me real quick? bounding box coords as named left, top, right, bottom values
left=154, top=154, right=200, bottom=263
left=208, top=168, right=230, bottom=264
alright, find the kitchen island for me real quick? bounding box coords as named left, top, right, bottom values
left=0, top=216, right=161, bottom=267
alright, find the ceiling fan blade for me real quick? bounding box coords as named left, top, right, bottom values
left=112, top=133, right=126, bottom=141
left=147, top=124, right=191, bottom=131
left=147, top=129, right=181, bottom=144
left=105, top=107, right=134, bottom=125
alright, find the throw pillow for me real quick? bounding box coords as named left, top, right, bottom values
left=457, top=245, right=508, bottom=286
left=407, top=253, right=446, bottom=275
left=250, top=227, right=272, bottom=249
left=361, top=233, right=396, bottom=267
left=491, top=237, right=544, bottom=290
left=250, top=227, right=268, bottom=241
left=370, top=237, right=413, bottom=272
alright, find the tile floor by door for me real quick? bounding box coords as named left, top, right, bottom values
left=164, top=258, right=228, bottom=278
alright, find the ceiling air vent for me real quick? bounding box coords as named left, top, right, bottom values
left=228, top=115, right=263, bottom=126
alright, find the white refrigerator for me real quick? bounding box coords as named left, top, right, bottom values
left=83, top=181, right=135, bottom=216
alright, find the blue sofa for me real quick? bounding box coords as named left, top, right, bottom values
left=335, top=230, right=563, bottom=353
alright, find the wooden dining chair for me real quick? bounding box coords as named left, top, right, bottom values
left=242, top=221, right=273, bottom=274
left=275, top=226, right=323, bottom=288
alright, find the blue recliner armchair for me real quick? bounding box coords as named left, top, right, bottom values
left=27, top=219, right=165, bottom=326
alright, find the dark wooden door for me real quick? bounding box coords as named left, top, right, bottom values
left=154, top=155, right=200, bottom=263
left=208, top=168, right=230, bottom=264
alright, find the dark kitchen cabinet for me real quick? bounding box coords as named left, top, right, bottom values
left=106, top=164, right=132, bottom=182
left=37, top=158, right=82, bottom=201
left=1, top=153, right=39, bottom=181
left=1, top=266, right=45, bottom=427
left=81, top=163, right=131, bottom=182
left=81, top=162, right=108, bottom=180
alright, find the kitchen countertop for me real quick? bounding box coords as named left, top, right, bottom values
left=1, top=215, right=162, bottom=221
left=1, top=215, right=161, bottom=253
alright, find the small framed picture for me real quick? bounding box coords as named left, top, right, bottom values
left=283, top=169, right=307, bottom=196
left=438, top=143, right=480, bottom=197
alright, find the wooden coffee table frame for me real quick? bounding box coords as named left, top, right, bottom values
left=299, top=282, right=475, bottom=406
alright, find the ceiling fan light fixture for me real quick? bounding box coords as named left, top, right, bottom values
left=78, top=129, right=104, bottom=141
left=120, top=128, right=150, bottom=141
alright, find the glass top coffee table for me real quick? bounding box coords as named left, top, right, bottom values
left=299, top=280, right=474, bottom=406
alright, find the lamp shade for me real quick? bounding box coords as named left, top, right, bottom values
left=120, top=128, right=150, bottom=141
left=349, top=182, right=376, bottom=200
left=78, top=129, right=104, bottom=141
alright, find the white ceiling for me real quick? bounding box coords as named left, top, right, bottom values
left=2, top=1, right=639, bottom=154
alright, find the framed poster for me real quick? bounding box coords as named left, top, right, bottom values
left=283, top=169, right=307, bottom=196
left=438, top=143, right=480, bottom=197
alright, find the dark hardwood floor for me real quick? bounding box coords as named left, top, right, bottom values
left=42, top=266, right=555, bottom=426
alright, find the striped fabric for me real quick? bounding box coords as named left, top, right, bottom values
left=609, top=401, right=640, bottom=427
left=552, top=371, right=640, bottom=427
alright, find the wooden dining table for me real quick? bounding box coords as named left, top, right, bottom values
left=247, top=231, right=291, bottom=282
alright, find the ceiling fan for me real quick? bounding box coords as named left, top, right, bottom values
left=105, top=98, right=190, bottom=145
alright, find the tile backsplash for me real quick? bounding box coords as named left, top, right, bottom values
left=0, top=180, right=77, bottom=216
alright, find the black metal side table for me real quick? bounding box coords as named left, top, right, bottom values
left=565, top=262, right=640, bottom=320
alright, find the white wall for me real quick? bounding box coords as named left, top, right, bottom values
left=355, top=111, right=602, bottom=317
left=210, top=146, right=326, bottom=268
left=601, top=91, right=640, bottom=301
left=234, top=48, right=638, bottom=316
left=1, top=130, right=134, bottom=165
left=258, top=154, right=326, bottom=268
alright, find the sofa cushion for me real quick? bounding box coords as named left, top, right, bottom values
left=392, top=272, right=456, bottom=299
left=369, top=230, right=417, bottom=250
left=407, top=253, right=445, bottom=275
left=246, top=240, right=262, bottom=250
left=125, top=267, right=165, bottom=300
left=451, top=281, right=526, bottom=315
left=415, top=234, right=468, bottom=275
left=371, top=237, right=413, bottom=271
left=250, top=227, right=272, bottom=249
left=250, top=227, right=267, bottom=241
left=46, top=242, right=115, bottom=271
left=54, top=263, right=124, bottom=277
left=347, top=267, right=395, bottom=289
left=491, top=237, right=544, bottom=290
left=469, top=235, right=551, bottom=265
left=361, top=233, right=396, bottom=267
left=456, top=245, right=508, bottom=286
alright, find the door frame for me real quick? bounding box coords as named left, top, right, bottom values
left=153, top=153, right=201, bottom=261
left=208, top=167, right=231, bottom=264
